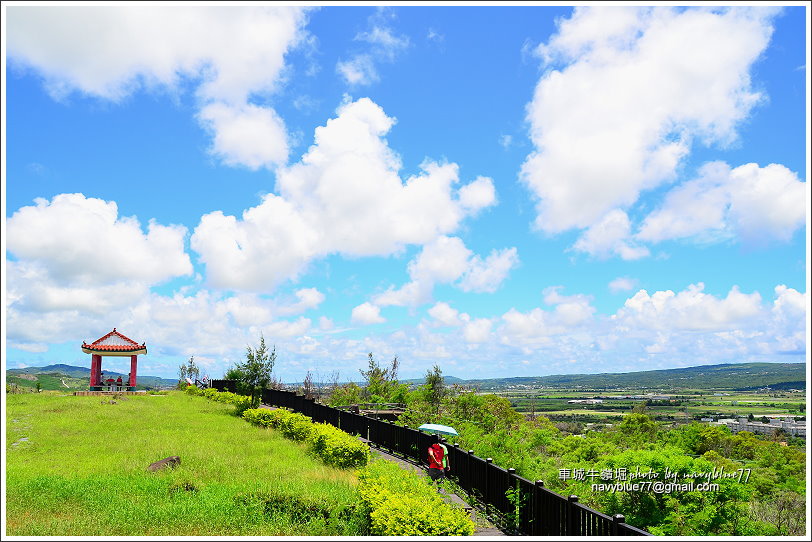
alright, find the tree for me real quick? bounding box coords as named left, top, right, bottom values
left=186, top=356, right=200, bottom=382
left=424, top=364, right=446, bottom=414
left=236, top=335, right=276, bottom=407
left=177, top=362, right=188, bottom=390
left=178, top=356, right=200, bottom=389
left=617, top=412, right=658, bottom=443
left=301, top=370, right=316, bottom=400
left=631, top=400, right=649, bottom=414
left=328, top=382, right=362, bottom=407
left=359, top=353, right=400, bottom=402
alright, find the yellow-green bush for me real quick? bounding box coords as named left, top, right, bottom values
left=241, top=407, right=288, bottom=428
left=308, top=422, right=371, bottom=469
left=277, top=411, right=316, bottom=441
left=187, top=386, right=251, bottom=415
left=185, top=384, right=203, bottom=396
left=242, top=408, right=370, bottom=469
left=357, top=458, right=475, bottom=536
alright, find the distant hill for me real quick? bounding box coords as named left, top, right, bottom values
left=447, top=362, right=806, bottom=391
left=14, top=361, right=802, bottom=393
left=290, top=363, right=803, bottom=392
left=6, top=364, right=177, bottom=390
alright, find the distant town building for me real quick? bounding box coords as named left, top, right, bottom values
left=567, top=399, right=604, bottom=404
left=714, top=417, right=806, bottom=438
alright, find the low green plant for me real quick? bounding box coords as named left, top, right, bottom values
left=308, top=422, right=371, bottom=468
left=242, top=408, right=370, bottom=469
left=277, top=411, right=317, bottom=441
left=505, top=483, right=528, bottom=533
left=186, top=385, right=251, bottom=415
left=356, top=458, right=475, bottom=536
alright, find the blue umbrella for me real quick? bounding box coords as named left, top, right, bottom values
left=418, top=423, right=458, bottom=436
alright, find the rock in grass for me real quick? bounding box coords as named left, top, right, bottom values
left=148, top=456, right=181, bottom=472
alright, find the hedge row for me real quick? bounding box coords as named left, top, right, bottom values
left=241, top=407, right=371, bottom=469
left=185, top=385, right=252, bottom=416
left=357, top=458, right=476, bottom=536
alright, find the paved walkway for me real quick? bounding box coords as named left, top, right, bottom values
left=259, top=405, right=505, bottom=536
left=364, top=443, right=505, bottom=537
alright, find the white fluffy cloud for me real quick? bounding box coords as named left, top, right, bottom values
left=373, top=236, right=518, bottom=307
left=768, top=285, right=807, bottom=353
left=463, top=318, right=493, bottom=343
left=573, top=209, right=650, bottom=260
left=499, top=287, right=597, bottom=345
left=7, top=6, right=308, bottom=169
left=608, top=277, right=638, bottom=294
left=351, top=302, right=386, bottom=325
left=427, top=302, right=462, bottom=327
left=7, top=193, right=192, bottom=285
left=459, top=248, right=520, bottom=293
left=521, top=6, right=776, bottom=234
left=5, top=277, right=325, bottom=358
left=198, top=103, right=289, bottom=170
left=192, top=98, right=498, bottom=292
left=4, top=195, right=323, bottom=352
left=637, top=162, right=806, bottom=244
left=614, top=283, right=762, bottom=331
left=424, top=302, right=493, bottom=344
left=336, top=9, right=409, bottom=86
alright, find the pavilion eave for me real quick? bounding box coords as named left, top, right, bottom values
left=81, top=347, right=147, bottom=356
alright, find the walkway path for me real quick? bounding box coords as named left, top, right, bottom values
left=364, top=442, right=505, bottom=537
left=259, top=404, right=504, bottom=536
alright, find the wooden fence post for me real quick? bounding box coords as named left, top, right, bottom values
left=484, top=458, right=493, bottom=516
left=612, top=514, right=625, bottom=536
left=534, top=480, right=544, bottom=536
left=567, top=495, right=579, bottom=535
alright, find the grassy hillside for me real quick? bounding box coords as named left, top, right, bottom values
left=6, top=391, right=364, bottom=536
left=6, top=364, right=176, bottom=390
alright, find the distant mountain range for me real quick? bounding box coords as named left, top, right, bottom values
left=288, top=362, right=804, bottom=391
left=446, top=362, right=806, bottom=391
left=6, top=361, right=805, bottom=392
left=6, top=364, right=177, bottom=389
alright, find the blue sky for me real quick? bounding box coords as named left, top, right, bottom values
left=3, top=3, right=809, bottom=382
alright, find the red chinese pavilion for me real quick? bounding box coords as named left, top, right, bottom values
left=82, top=328, right=147, bottom=391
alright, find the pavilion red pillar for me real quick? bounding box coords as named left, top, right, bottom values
left=130, top=355, right=138, bottom=388
left=90, top=354, right=102, bottom=387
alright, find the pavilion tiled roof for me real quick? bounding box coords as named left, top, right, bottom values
left=82, top=328, right=146, bottom=352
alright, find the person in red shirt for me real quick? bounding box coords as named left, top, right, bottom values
left=427, top=435, right=445, bottom=485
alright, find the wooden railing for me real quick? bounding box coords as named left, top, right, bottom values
left=211, top=382, right=650, bottom=536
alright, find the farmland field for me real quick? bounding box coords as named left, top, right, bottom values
left=500, top=389, right=806, bottom=422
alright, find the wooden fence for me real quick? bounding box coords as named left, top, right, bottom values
left=210, top=382, right=650, bottom=536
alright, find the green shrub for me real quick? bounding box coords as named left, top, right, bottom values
left=242, top=409, right=370, bottom=469
left=308, top=423, right=371, bottom=468
left=276, top=411, right=315, bottom=441
left=184, top=385, right=202, bottom=396
left=242, top=408, right=277, bottom=427
left=189, top=386, right=251, bottom=415
left=357, top=458, right=475, bottom=536
left=202, top=388, right=219, bottom=400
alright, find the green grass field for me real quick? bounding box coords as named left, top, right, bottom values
left=6, top=391, right=364, bottom=536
